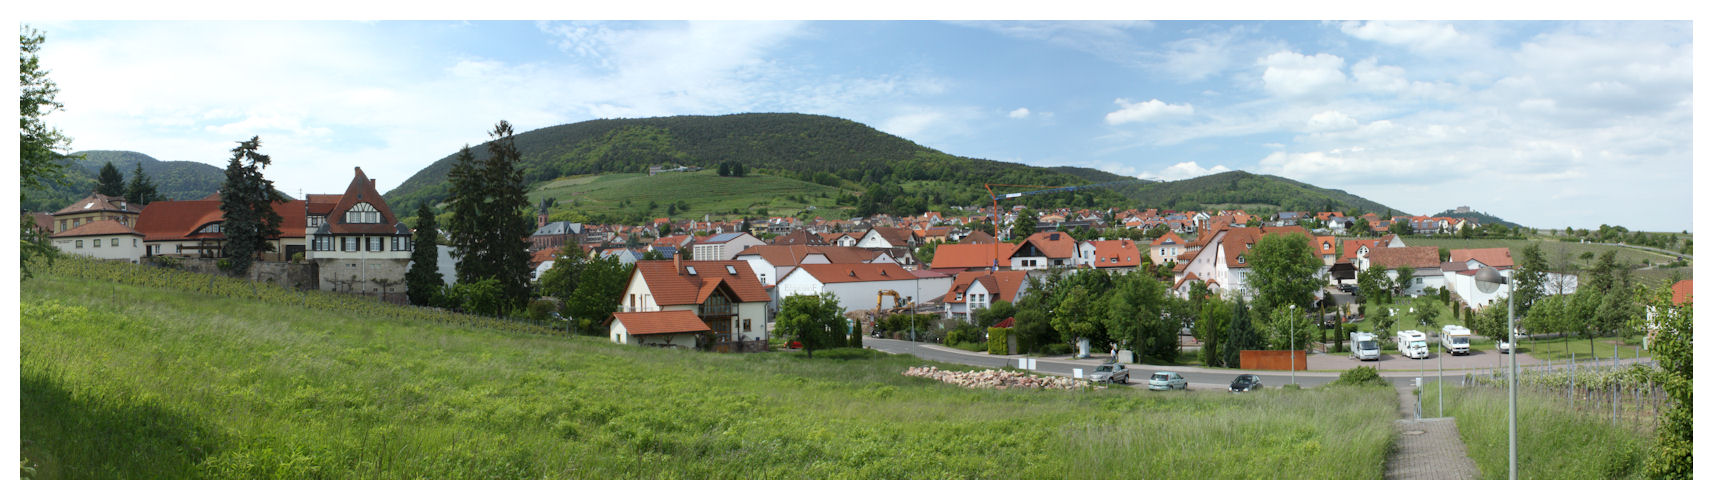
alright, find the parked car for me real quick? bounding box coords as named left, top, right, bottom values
left=1497, top=339, right=1512, bottom=353
left=1339, top=283, right=1358, bottom=294
left=1089, top=363, right=1130, bottom=384
left=1148, top=371, right=1187, bottom=391
left=1229, top=374, right=1263, bottom=392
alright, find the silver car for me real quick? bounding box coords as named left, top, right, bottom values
left=1090, top=363, right=1130, bottom=384
left=1148, top=371, right=1187, bottom=391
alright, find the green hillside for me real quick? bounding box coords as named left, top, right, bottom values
left=23, top=150, right=226, bottom=211
left=23, top=258, right=1398, bottom=479
left=530, top=169, right=852, bottom=224
left=385, top=113, right=1406, bottom=222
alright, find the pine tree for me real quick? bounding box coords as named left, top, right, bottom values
left=218, top=136, right=283, bottom=276
left=96, top=161, right=125, bottom=197
left=446, top=145, right=482, bottom=284
left=124, top=163, right=159, bottom=204
left=445, top=121, right=532, bottom=312
left=405, top=203, right=444, bottom=306
left=1223, top=297, right=1258, bottom=368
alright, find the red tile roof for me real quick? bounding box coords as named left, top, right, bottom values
left=943, top=270, right=1029, bottom=304
left=1365, top=246, right=1440, bottom=269
left=632, top=259, right=769, bottom=306
left=134, top=200, right=222, bottom=241
left=1313, top=236, right=1337, bottom=257
left=323, top=167, right=402, bottom=235
left=50, top=219, right=142, bottom=238
left=930, top=242, right=1014, bottom=270
left=1151, top=231, right=1187, bottom=246
left=960, top=230, right=997, bottom=244
left=1341, top=238, right=1387, bottom=261
left=53, top=192, right=139, bottom=216
left=1671, top=279, right=1692, bottom=305
left=612, top=310, right=713, bottom=336
left=1087, top=239, right=1142, bottom=268
left=1018, top=231, right=1077, bottom=259
left=1450, top=248, right=1513, bottom=268
left=790, top=263, right=916, bottom=284
left=1217, top=226, right=1309, bottom=268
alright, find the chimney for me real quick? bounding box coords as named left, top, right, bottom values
left=674, top=252, right=683, bottom=275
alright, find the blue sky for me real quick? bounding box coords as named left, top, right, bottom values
left=24, top=18, right=1695, bottom=231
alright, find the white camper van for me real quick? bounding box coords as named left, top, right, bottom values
left=1441, top=325, right=1472, bottom=355
left=1396, top=330, right=1430, bottom=359
left=1351, top=331, right=1381, bottom=361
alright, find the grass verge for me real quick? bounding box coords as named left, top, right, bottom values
left=1418, top=381, right=1653, bottom=479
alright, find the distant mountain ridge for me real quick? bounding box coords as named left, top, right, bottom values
left=24, top=150, right=226, bottom=212
left=369, top=112, right=1401, bottom=218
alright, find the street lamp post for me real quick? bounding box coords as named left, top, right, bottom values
left=1474, top=267, right=1517, bottom=480
left=1289, top=304, right=1297, bottom=386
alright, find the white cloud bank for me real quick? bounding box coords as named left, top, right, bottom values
left=1104, top=98, right=1193, bottom=125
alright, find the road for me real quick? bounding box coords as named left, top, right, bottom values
left=865, top=337, right=1351, bottom=389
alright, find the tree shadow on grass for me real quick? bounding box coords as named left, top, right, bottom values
left=20, top=372, right=226, bottom=479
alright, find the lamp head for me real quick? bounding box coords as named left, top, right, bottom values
left=1473, top=266, right=1507, bottom=294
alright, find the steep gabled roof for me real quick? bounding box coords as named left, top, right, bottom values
left=1087, top=239, right=1142, bottom=268
left=789, top=263, right=916, bottom=284
left=865, top=227, right=915, bottom=247
left=943, top=270, right=1029, bottom=304
left=49, top=219, right=142, bottom=238
left=1217, top=226, right=1309, bottom=268
left=324, top=167, right=402, bottom=235
left=960, top=230, right=997, bottom=244
left=929, top=242, right=1014, bottom=270
left=612, top=310, right=713, bottom=336
left=1016, top=231, right=1077, bottom=259
left=1450, top=248, right=1513, bottom=268
left=633, top=259, right=769, bottom=305
left=1151, top=231, right=1187, bottom=246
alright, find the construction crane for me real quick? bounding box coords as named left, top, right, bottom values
left=983, top=179, right=1147, bottom=270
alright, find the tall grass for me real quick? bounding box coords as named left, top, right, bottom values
left=22, top=265, right=1398, bottom=479
left=1418, top=382, right=1653, bottom=479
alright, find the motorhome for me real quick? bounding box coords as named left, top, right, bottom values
left=1351, top=331, right=1381, bottom=361
left=1396, top=330, right=1430, bottom=359
left=1441, top=325, right=1472, bottom=356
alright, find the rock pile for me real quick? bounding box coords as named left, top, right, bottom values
left=902, top=366, right=1099, bottom=390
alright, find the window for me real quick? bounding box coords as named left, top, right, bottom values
left=1415, top=277, right=1423, bottom=284
left=393, top=236, right=411, bottom=252
left=132, top=239, right=138, bottom=247
left=59, top=220, right=66, bottom=232
left=93, top=238, right=101, bottom=248
left=344, top=203, right=381, bottom=224
left=313, top=236, right=333, bottom=251
left=112, top=238, right=119, bottom=247
left=743, top=319, right=752, bottom=332
left=76, top=240, right=83, bottom=248
left=370, top=236, right=384, bottom=252
left=307, top=215, right=326, bottom=227
left=197, top=223, right=221, bottom=234
left=341, top=237, right=359, bottom=252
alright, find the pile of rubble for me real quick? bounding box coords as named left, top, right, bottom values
left=902, top=366, right=1099, bottom=391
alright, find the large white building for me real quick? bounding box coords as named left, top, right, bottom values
left=50, top=220, right=146, bottom=263
left=611, top=256, right=771, bottom=349
left=775, top=263, right=948, bottom=315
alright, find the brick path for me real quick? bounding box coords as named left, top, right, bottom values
left=1385, top=384, right=1481, bottom=480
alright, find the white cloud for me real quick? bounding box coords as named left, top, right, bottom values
left=1259, top=51, right=1347, bottom=99
left=1303, top=110, right=1358, bottom=133
left=1339, top=21, right=1472, bottom=53
left=879, top=111, right=946, bottom=139
left=1008, top=107, right=1031, bottom=119
left=1105, top=98, right=1194, bottom=125
left=1139, top=161, right=1229, bottom=181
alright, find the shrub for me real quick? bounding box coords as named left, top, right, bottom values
left=803, top=347, right=885, bottom=360
left=1043, top=343, right=1072, bottom=355
left=1329, top=366, right=1386, bottom=387
left=526, top=299, right=557, bottom=322
left=987, top=327, right=1011, bottom=355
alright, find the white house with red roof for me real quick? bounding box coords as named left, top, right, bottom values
left=612, top=256, right=771, bottom=349
left=1171, top=226, right=1311, bottom=299
left=306, top=167, right=412, bottom=294
left=774, top=263, right=948, bottom=315
left=1077, top=239, right=1143, bottom=273
left=50, top=219, right=146, bottom=263
left=1009, top=231, right=1078, bottom=270
left=1148, top=231, right=1189, bottom=266
left=734, top=244, right=884, bottom=286
left=51, top=192, right=140, bottom=234
left=942, top=269, right=1030, bottom=321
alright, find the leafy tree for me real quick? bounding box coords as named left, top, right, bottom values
left=1195, top=297, right=1231, bottom=367
left=1051, top=284, right=1106, bottom=348
left=1012, top=306, right=1052, bottom=354
left=448, top=278, right=505, bottom=316
left=1350, top=217, right=1373, bottom=237
left=563, top=255, right=632, bottom=334
left=1511, top=243, right=1549, bottom=317
left=21, top=26, right=75, bottom=280
left=775, top=293, right=846, bottom=359
left=405, top=203, right=444, bottom=306
left=1371, top=304, right=1396, bottom=335
left=1009, top=210, right=1038, bottom=242
left=218, top=136, right=284, bottom=276
left=717, top=161, right=731, bottom=177
left=1473, top=297, right=1511, bottom=343
left=1393, top=266, right=1415, bottom=297
left=1357, top=264, right=1390, bottom=305
left=124, top=163, right=159, bottom=204
left=1416, top=302, right=1441, bottom=328
left=96, top=161, right=125, bottom=197
left=1260, top=305, right=1310, bottom=351
left=1103, top=271, right=1174, bottom=362
left=974, top=299, right=1016, bottom=328
left=732, top=161, right=746, bottom=177
left=1247, top=232, right=1321, bottom=313
left=537, top=244, right=588, bottom=306
left=1642, top=285, right=1692, bottom=479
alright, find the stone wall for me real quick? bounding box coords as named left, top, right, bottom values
left=146, top=256, right=320, bottom=290
left=317, top=257, right=411, bottom=296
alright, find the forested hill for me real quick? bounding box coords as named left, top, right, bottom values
left=382, top=112, right=1401, bottom=217
left=1431, top=209, right=1520, bottom=228
left=23, top=151, right=226, bottom=212
left=383, top=113, right=1137, bottom=212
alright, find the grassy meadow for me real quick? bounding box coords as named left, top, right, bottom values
left=21, top=258, right=1401, bottom=480
left=529, top=170, right=851, bottom=222
left=1418, top=381, right=1656, bottom=479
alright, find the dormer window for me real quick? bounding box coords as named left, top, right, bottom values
left=344, top=202, right=381, bottom=224
left=725, top=265, right=737, bottom=275
left=686, top=266, right=697, bottom=275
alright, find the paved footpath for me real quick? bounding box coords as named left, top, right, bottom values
left=1384, top=383, right=1481, bottom=480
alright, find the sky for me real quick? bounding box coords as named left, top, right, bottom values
left=20, top=15, right=1696, bottom=232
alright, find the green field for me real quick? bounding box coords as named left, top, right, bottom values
left=1399, top=237, right=1691, bottom=286
left=529, top=170, right=852, bottom=224
left=22, top=258, right=1399, bottom=479
left=1419, top=382, right=1655, bottom=479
